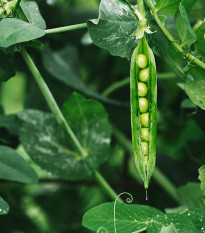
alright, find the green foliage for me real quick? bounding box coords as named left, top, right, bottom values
left=199, top=165, right=205, bottom=203
left=184, top=67, right=205, bottom=110
left=18, top=93, right=111, bottom=180
left=0, top=18, right=45, bottom=48
left=87, top=0, right=139, bottom=59
left=20, top=0, right=46, bottom=29
left=83, top=202, right=205, bottom=232
left=0, top=197, right=9, bottom=215
left=196, top=21, right=205, bottom=53
left=174, top=0, right=197, bottom=48
left=0, top=51, right=15, bottom=82
left=155, top=0, right=180, bottom=15
left=0, top=145, right=38, bottom=184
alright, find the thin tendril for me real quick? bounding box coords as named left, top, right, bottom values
left=114, top=192, right=133, bottom=233
left=97, top=227, right=108, bottom=233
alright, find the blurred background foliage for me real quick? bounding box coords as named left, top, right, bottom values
left=0, top=0, right=205, bottom=232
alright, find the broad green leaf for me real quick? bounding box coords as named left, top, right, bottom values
left=82, top=202, right=198, bottom=232
left=160, top=225, right=178, bottom=233
left=155, top=0, right=180, bottom=15
left=0, top=18, right=45, bottom=48
left=87, top=0, right=139, bottom=59
left=196, top=21, right=205, bottom=53
left=18, top=93, right=111, bottom=180
left=181, top=209, right=205, bottom=232
left=0, top=197, right=9, bottom=215
left=20, top=0, right=46, bottom=30
left=177, top=183, right=205, bottom=208
left=174, top=0, right=197, bottom=48
left=0, top=51, right=15, bottom=82
left=42, top=47, right=128, bottom=106
left=0, top=146, right=38, bottom=184
left=199, top=165, right=205, bottom=203
left=184, top=67, right=205, bottom=110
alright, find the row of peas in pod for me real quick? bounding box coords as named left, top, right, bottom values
left=136, top=54, right=149, bottom=168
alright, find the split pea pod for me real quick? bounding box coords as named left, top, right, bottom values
left=130, top=36, right=157, bottom=190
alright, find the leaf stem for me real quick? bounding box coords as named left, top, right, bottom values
left=112, top=126, right=179, bottom=203
left=137, top=0, right=145, bottom=18
left=101, top=72, right=175, bottom=97
left=21, top=48, right=86, bottom=157
left=93, top=170, right=123, bottom=203
left=102, top=77, right=130, bottom=97
left=146, top=0, right=205, bottom=70
left=45, top=23, right=87, bottom=34
left=20, top=48, right=121, bottom=202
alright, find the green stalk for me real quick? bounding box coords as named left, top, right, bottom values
left=137, top=0, right=145, bottom=18
left=21, top=48, right=121, bottom=202
left=112, top=126, right=179, bottom=203
left=146, top=0, right=205, bottom=70
left=101, top=73, right=175, bottom=97
left=102, top=77, right=130, bottom=97
left=45, top=23, right=87, bottom=34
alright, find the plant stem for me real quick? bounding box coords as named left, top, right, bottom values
left=137, top=0, right=145, bottom=18
left=102, top=77, right=130, bottom=97
left=20, top=48, right=120, bottom=202
left=45, top=23, right=87, bottom=34
left=93, top=170, right=123, bottom=203
left=102, top=72, right=175, bottom=97
left=147, top=0, right=205, bottom=70
left=112, top=126, right=179, bottom=203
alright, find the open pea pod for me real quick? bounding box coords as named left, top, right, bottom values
left=130, top=36, right=157, bottom=190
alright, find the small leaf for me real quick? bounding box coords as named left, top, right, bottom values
left=174, top=0, right=197, bottom=48
left=20, top=0, right=46, bottom=29
left=177, top=183, right=205, bottom=208
left=196, top=21, right=205, bottom=53
left=155, top=0, right=180, bottom=15
left=0, top=197, right=9, bottom=215
left=87, top=0, right=139, bottom=59
left=0, top=18, right=45, bottom=48
left=18, top=93, right=111, bottom=180
left=0, top=145, right=38, bottom=184
left=184, top=67, right=205, bottom=110
left=0, top=51, right=15, bottom=82
left=199, top=165, right=205, bottom=203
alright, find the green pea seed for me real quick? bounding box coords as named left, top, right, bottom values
left=139, top=68, right=149, bottom=82
left=136, top=54, right=148, bottom=69
left=139, top=98, right=148, bottom=113
left=141, top=128, right=149, bottom=142
left=141, top=142, right=148, bottom=156
left=138, top=82, right=148, bottom=96
left=140, top=113, right=149, bottom=127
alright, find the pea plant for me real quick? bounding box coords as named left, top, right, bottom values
left=0, top=0, right=205, bottom=232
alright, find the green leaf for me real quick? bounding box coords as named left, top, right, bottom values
left=177, top=183, right=205, bottom=208
left=199, top=165, right=205, bottom=203
left=0, top=51, right=15, bottom=82
left=18, top=93, right=111, bottom=180
left=0, top=18, right=45, bottom=48
left=184, top=67, right=205, bottom=110
left=42, top=47, right=128, bottom=106
left=0, top=197, right=9, bottom=215
left=196, top=21, right=205, bottom=53
left=155, top=0, right=180, bottom=15
left=160, top=225, right=178, bottom=233
left=20, top=0, right=46, bottom=30
left=0, top=146, right=38, bottom=184
left=82, top=202, right=198, bottom=232
left=174, top=0, right=197, bottom=48
left=181, top=209, right=205, bottom=232
left=87, top=0, right=139, bottom=59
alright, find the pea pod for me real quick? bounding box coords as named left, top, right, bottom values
left=130, top=36, right=157, bottom=190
